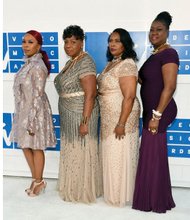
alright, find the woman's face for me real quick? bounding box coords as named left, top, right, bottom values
left=22, top=33, right=40, bottom=57
left=149, top=21, right=168, bottom=47
left=64, top=36, right=83, bottom=59
left=108, top=32, right=124, bottom=58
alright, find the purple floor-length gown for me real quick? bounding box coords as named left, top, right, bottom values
left=132, top=48, right=179, bottom=213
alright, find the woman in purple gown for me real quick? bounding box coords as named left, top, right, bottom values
left=132, top=11, right=179, bottom=213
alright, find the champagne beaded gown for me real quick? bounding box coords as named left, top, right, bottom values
left=97, top=58, right=140, bottom=207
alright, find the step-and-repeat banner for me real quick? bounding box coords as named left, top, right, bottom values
left=3, top=30, right=190, bottom=158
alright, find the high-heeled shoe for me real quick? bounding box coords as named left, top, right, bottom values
left=25, top=178, right=36, bottom=193
left=27, top=179, right=47, bottom=197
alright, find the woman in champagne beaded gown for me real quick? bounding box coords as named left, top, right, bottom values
left=97, top=28, right=140, bottom=207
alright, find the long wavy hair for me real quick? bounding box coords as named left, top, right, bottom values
left=106, top=28, right=138, bottom=62
left=26, top=30, right=51, bottom=74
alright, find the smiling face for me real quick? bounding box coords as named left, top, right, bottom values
left=64, top=35, right=83, bottom=59
left=108, top=32, right=124, bottom=58
left=22, top=33, right=41, bottom=57
left=149, top=21, right=168, bottom=48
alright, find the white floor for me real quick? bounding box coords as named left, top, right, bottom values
left=3, top=176, right=190, bottom=220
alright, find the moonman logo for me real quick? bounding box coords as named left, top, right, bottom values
left=3, top=32, right=59, bottom=74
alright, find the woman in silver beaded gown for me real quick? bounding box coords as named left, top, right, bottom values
left=54, top=25, right=102, bottom=203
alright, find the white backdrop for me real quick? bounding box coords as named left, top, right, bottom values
left=3, top=0, right=190, bottom=187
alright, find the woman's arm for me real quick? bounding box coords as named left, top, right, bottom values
left=156, top=63, right=178, bottom=112
left=148, top=63, right=178, bottom=134
left=79, top=74, right=97, bottom=136
left=27, top=66, right=47, bottom=135
left=114, top=75, right=137, bottom=139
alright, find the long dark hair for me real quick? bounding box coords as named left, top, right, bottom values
left=26, top=30, right=51, bottom=74
left=106, top=28, right=138, bottom=62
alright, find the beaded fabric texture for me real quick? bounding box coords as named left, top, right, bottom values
left=97, top=58, right=140, bottom=206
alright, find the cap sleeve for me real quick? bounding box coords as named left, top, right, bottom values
left=78, top=54, right=97, bottom=79
left=117, top=58, right=138, bottom=78
left=161, top=48, right=179, bottom=66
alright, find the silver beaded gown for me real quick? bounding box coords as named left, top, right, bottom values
left=54, top=53, right=102, bottom=203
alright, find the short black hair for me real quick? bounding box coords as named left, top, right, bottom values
left=63, top=25, right=85, bottom=40
left=107, top=28, right=138, bottom=62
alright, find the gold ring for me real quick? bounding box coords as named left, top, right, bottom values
left=151, top=129, right=156, bottom=133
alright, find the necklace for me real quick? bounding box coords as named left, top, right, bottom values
left=152, top=43, right=168, bottom=54
left=103, top=57, right=122, bottom=73
left=71, top=51, right=86, bottom=63
left=112, top=56, right=122, bottom=63
left=61, top=51, right=87, bottom=73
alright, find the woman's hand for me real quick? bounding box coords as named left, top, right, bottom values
left=114, top=125, right=125, bottom=140
left=79, top=124, right=88, bottom=137
left=148, top=118, right=159, bottom=135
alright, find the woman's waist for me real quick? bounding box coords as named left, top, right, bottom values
left=98, top=89, right=121, bottom=96
left=59, top=98, right=99, bottom=112
left=59, top=91, right=84, bottom=98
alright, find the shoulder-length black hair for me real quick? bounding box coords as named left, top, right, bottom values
left=106, top=28, right=138, bottom=62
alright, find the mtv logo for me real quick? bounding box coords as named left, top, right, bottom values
left=3, top=113, right=14, bottom=149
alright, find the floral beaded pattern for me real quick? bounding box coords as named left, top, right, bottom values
left=10, top=53, right=56, bottom=149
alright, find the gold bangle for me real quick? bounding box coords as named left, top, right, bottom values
left=81, top=116, right=88, bottom=125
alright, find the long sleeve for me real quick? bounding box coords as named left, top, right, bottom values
left=27, top=65, right=47, bottom=133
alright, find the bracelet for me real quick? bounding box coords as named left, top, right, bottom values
left=117, top=122, right=125, bottom=127
left=152, top=114, right=161, bottom=120
left=81, top=116, right=88, bottom=125
left=152, top=109, right=162, bottom=117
